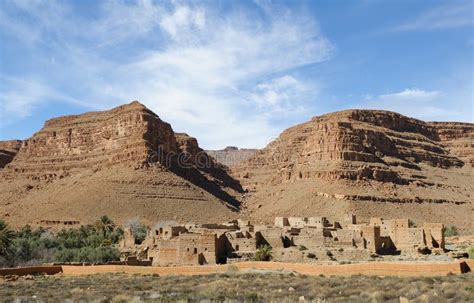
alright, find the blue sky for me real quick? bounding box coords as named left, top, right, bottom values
left=0, top=0, right=472, bottom=149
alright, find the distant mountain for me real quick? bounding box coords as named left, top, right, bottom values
left=206, top=146, right=258, bottom=167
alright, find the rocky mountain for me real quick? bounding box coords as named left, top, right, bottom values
left=232, top=110, right=473, bottom=232
left=1, top=104, right=472, bottom=232
left=0, top=101, right=242, bottom=228
left=206, top=146, right=257, bottom=167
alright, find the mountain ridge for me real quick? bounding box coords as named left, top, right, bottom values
left=0, top=102, right=472, bottom=232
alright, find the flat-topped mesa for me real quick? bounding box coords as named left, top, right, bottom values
left=0, top=140, right=22, bottom=168
left=5, top=101, right=178, bottom=175
left=233, top=110, right=468, bottom=187
left=206, top=146, right=258, bottom=167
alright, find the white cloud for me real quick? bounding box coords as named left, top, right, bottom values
left=160, top=5, right=205, bottom=38
left=0, top=0, right=333, bottom=148
left=392, top=1, right=473, bottom=32
left=360, top=88, right=472, bottom=122
left=249, top=75, right=314, bottom=115
left=0, top=77, right=88, bottom=124
left=378, top=88, right=440, bottom=102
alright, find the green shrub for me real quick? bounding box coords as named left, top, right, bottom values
left=468, top=247, right=474, bottom=259
left=255, top=244, right=272, bottom=261
left=298, top=245, right=308, bottom=251
left=444, top=226, right=459, bottom=237
left=1, top=216, right=123, bottom=266
left=307, top=253, right=317, bottom=259
left=0, top=220, right=14, bottom=257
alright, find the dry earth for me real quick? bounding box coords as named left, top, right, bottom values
left=1, top=271, right=473, bottom=302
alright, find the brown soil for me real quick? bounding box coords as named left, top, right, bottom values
left=59, top=260, right=470, bottom=277
left=1, top=268, right=473, bottom=302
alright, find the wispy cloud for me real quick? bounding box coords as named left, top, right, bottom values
left=0, top=0, right=333, bottom=148
left=391, top=1, right=473, bottom=32
left=360, top=88, right=472, bottom=122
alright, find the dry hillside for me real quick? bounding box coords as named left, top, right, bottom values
left=0, top=101, right=241, bottom=228
left=231, top=110, right=473, bottom=232
left=0, top=104, right=472, bottom=232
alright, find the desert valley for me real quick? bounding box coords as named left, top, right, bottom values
left=1, top=1, right=473, bottom=301
left=0, top=101, right=473, bottom=302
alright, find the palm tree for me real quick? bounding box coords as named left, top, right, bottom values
left=0, top=220, right=14, bottom=257
left=95, top=216, right=116, bottom=238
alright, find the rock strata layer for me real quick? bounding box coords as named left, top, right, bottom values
left=206, top=146, right=258, bottom=167
left=0, top=140, right=22, bottom=168
left=0, top=101, right=241, bottom=228
left=232, top=110, right=473, bottom=231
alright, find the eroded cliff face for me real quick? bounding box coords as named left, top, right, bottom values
left=1, top=104, right=472, bottom=231
left=428, top=122, right=474, bottom=167
left=0, top=140, right=22, bottom=168
left=5, top=101, right=177, bottom=176
left=0, top=102, right=241, bottom=228
left=233, top=110, right=468, bottom=189
left=232, top=110, right=473, bottom=231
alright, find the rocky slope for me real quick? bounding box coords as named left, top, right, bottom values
left=232, top=110, right=473, bottom=231
left=0, top=140, right=22, bottom=168
left=1, top=105, right=472, bottom=232
left=0, top=101, right=241, bottom=228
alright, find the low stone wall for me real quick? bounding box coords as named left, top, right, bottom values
left=3, top=260, right=470, bottom=278
left=0, top=266, right=63, bottom=276
left=61, top=260, right=471, bottom=277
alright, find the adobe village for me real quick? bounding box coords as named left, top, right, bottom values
left=120, top=215, right=447, bottom=266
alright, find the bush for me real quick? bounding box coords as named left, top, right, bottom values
left=0, top=220, right=14, bottom=257
left=56, top=246, right=120, bottom=263
left=307, top=253, right=317, bottom=259
left=255, top=244, right=272, bottom=261
left=444, top=226, right=459, bottom=237
left=298, top=245, right=308, bottom=251
left=1, top=216, right=123, bottom=266
left=468, top=247, right=474, bottom=259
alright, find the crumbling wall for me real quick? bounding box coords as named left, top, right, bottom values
left=423, top=223, right=445, bottom=249
left=360, top=226, right=382, bottom=253
left=226, top=231, right=257, bottom=252
left=177, top=232, right=218, bottom=265
left=258, top=227, right=285, bottom=248
left=274, top=217, right=289, bottom=227
left=292, top=227, right=325, bottom=248
left=395, top=227, right=425, bottom=252
left=119, top=228, right=135, bottom=249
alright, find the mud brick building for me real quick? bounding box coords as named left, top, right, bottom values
left=120, top=214, right=446, bottom=266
